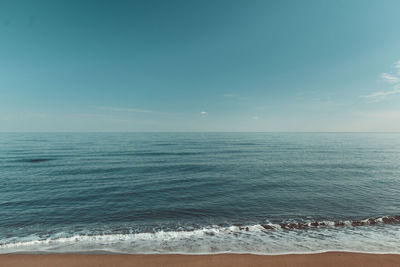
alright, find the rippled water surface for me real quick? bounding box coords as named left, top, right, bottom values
left=1, top=133, right=400, bottom=253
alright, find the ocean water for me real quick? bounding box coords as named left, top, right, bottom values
left=1, top=132, right=400, bottom=254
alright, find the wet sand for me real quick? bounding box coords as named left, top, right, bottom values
left=1, top=252, right=400, bottom=267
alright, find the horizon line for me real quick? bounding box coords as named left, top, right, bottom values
left=1, top=131, right=400, bottom=134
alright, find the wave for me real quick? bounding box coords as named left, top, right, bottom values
left=260, top=215, right=400, bottom=230
left=1, top=216, right=400, bottom=254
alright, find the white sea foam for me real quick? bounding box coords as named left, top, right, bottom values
left=1, top=223, right=400, bottom=255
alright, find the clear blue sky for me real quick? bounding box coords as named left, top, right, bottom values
left=1, top=0, right=400, bottom=132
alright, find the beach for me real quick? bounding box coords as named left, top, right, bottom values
left=1, top=252, right=400, bottom=267
left=3, top=0, right=400, bottom=262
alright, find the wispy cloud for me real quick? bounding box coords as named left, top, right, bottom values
left=361, top=60, right=400, bottom=100
left=395, top=60, right=400, bottom=75
left=0, top=112, right=49, bottom=121
left=200, top=111, right=207, bottom=115
left=72, top=113, right=136, bottom=123
left=94, top=106, right=154, bottom=113
left=381, top=73, right=400, bottom=84
left=361, top=87, right=400, bottom=98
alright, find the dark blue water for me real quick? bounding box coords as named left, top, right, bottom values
left=1, top=133, right=400, bottom=254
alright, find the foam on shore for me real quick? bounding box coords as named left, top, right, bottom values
left=1, top=217, right=400, bottom=254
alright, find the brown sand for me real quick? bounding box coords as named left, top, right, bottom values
left=1, top=252, right=400, bottom=267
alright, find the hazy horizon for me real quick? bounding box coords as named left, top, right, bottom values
left=2, top=131, right=400, bottom=133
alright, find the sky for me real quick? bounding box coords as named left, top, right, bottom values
left=1, top=0, right=400, bottom=132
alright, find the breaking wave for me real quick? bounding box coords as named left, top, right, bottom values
left=1, top=216, right=400, bottom=254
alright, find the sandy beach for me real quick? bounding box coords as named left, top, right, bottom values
left=1, top=252, right=400, bottom=267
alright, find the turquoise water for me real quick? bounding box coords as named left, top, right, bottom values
left=1, top=133, right=400, bottom=254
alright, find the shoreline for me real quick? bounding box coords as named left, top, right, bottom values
left=1, top=252, right=400, bottom=267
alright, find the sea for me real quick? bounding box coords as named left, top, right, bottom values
left=1, top=132, right=400, bottom=254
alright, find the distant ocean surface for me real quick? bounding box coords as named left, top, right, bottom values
left=1, top=133, right=400, bottom=254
